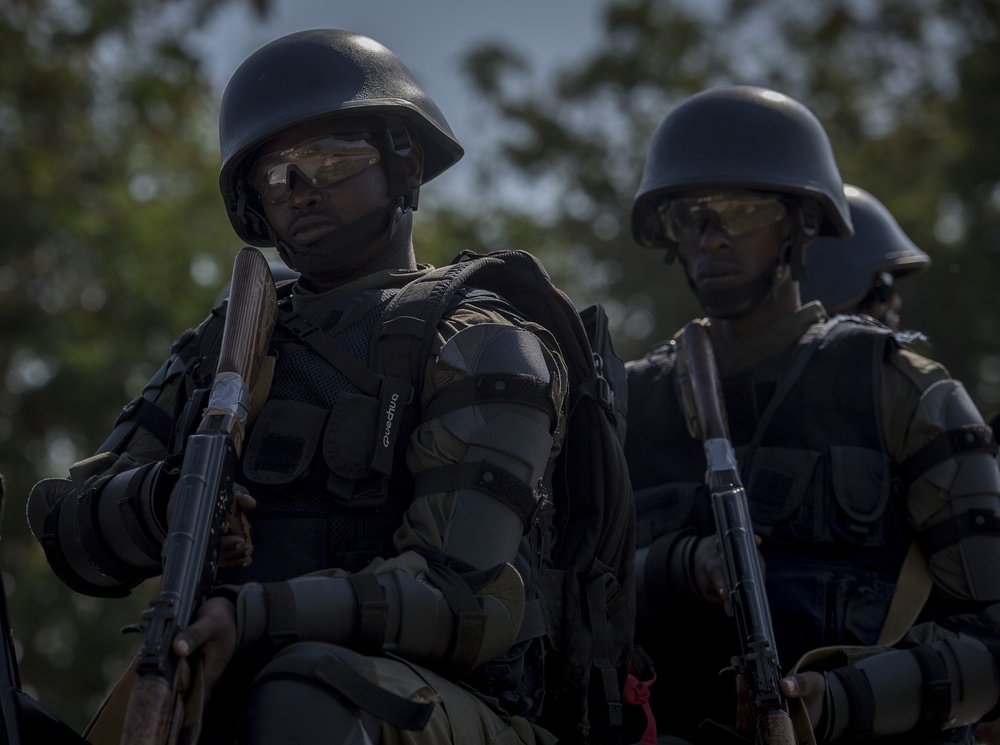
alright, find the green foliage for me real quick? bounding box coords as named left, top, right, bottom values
left=3, top=0, right=999, bottom=734
left=458, top=0, right=1000, bottom=417
left=0, top=0, right=262, bottom=732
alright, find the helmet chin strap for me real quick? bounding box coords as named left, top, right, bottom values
left=270, top=199, right=405, bottom=286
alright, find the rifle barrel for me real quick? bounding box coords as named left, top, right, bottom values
left=679, top=322, right=797, bottom=745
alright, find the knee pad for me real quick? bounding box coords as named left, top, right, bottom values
left=238, top=642, right=434, bottom=745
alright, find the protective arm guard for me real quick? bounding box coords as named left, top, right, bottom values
left=901, top=378, right=1000, bottom=602
left=819, top=624, right=1000, bottom=742
left=233, top=553, right=526, bottom=673
left=402, top=321, right=564, bottom=568
left=25, top=317, right=221, bottom=597
left=232, top=320, right=565, bottom=674
left=26, top=459, right=171, bottom=597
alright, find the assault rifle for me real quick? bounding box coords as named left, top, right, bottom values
left=679, top=321, right=796, bottom=745
left=120, top=247, right=277, bottom=745
left=0, top=474, right=88, bottom=744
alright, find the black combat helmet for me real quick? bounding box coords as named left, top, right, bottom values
left=219, top=28, right=464, bottom=246
left=632, top=85, right=854, bottom=260
left=800, top=185, right=931, bottom=313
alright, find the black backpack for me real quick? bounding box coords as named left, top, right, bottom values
left=371, top=249, right=639, bottom=744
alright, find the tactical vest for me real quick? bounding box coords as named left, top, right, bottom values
left=626, top=317, right=912, bottom=664
left=218, top=288, right=412, bottom=585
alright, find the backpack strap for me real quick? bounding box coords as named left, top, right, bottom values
left=369, top=256, right=508, bottom=475
left=746, top=318, right=840, bottom=451
left=276, top=306, right=384, bottom=398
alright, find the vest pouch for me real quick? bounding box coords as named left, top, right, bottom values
left=322, top=392, right=391, bottom=508
left=764, top=565, right=892, bottom=657
left=842, top=571, right=895, bottom=644
left=830, top=445, right=891, bottom=547
left=322, top=391, right=380, bottom=480
left=744, top=447, right=820, bottom=539
left=242, top=399, right=329, bottom=486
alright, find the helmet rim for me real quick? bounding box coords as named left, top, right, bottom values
left=800, top=185, right=931, bottom=312
left=217, top=29, right=464, bottom=245
left=632, top=85, right=853, bottom=248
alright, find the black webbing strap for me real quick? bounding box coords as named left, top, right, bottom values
left=374, top=260, right=499, bottom=386
left=115, top=468, right=165, bottom=563
left=831, top=665, right=875, bottom=739
left=251, top=650, right=436, bottom=731
left=370, top=256, right=511, bottom=476
left=280, top=304, right=413, bottom=476
left=278, top=309, right=383, bottom=397
left=41, top=489, right=131, bottom=598
left=123, top=397, right=173, bottom=448
left=311, top=655, right=436, bottom=730
left=911, top=645, right=952, bottom=733
left=900, top=424, right=998, bottom=489
left=587, top=573, right=623, bottom=728
left=920, top=508, right=1000, bottom=555
left=262, top=582, right=299, bottom=648
left=422, top=372, right=554, bottom=423
left=348, top=573, right=389, bottom=655
left=747, top=320, right=838, bottom=451
left=372, top=257, right=509, bottom=394
left=77, top=472, right=150, bottom=587
left=423, top=562, right=487, bottom=673
left=99, top=354, right=186, bottom=454
left=413, top=461, right=542, bottom=530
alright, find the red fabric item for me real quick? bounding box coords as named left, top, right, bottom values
left=623, top=671, right=657, bottom=745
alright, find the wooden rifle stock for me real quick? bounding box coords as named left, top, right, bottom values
left=679, top=321, right=797, bottom=745
left=120, top=247, right=277, bottom=745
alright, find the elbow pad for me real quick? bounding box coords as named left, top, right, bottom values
left=905, top=380, right=1000, bottom=601
left=27, top=461, right=170, bottom=597
left=424, top=323, right=562, bottom=569
left=823, top=632, right=1000, bottom=741
left=235, top=560, right=524, bottom=674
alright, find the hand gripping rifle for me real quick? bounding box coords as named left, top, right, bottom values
left=120, top=247, right=276, bottom=745
left=679, top=321, right=796, bottom=745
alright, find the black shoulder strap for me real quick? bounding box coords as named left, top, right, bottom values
left=371, top=254, right=507, bottom=382
left=368, top=255, right=507, bottom=474
left=748, top=317, right=846, bottom=450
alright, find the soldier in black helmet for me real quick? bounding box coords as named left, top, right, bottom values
left=27, top=30, right=571, bottom=745
left=624, top=86, right=1000, bottom=744
left=800, top=184, right=932, bottom=331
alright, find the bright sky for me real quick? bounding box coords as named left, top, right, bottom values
left=191, top=0, right=608, bottom=204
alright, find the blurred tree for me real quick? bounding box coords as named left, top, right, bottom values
left=5, top=0, right=999, bottom=734
left=456, top=0, right=1000, bottom=414
left=0, top=0, right=271, bottom=732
